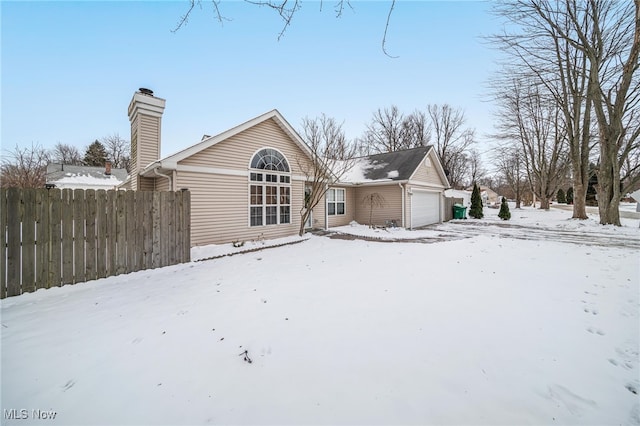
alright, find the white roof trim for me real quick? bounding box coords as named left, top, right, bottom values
left=142, top=109, right=311, bottom=175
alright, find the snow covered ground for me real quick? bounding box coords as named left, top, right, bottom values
left=2, top=205, right=639, bottom=425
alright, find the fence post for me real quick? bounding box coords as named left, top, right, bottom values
left=1, top=189, right=7, bottom=298
left=73, top=189, right=86, bottom=283
left=6, top=188, right=21, bottom=297
left=85, top=190, right=97, bottom=282
left=21, top=189, right=36, bottom=293
left=95, top=190, right=107, bottom=279
left=125, top=190, right=136, bottom=273
left=61, top=189, right=74, bottom=285
left=35, top=189, right=49, bottom=292
left=48, top=188, right=62, bottom=288
left=115, top=191, right=127, bottom=275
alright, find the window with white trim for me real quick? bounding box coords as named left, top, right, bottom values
left=249, top=149, right=291, bottom=226
left=327, top=188, right=345, bottom=215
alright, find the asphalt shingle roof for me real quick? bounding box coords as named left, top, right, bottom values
left=359, top=145, right=432, bottom=181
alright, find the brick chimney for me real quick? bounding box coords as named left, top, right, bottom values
left=128, top=88, right=166, bottom=190
left=105, top=161, right=112, bottom=175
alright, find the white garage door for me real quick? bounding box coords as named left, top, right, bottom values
left=411, top=191, right=440, bottom=228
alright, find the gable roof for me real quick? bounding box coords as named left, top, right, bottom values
left=46, top=163, right=128, bottom=188
left=341, top=145, right=449, bottom=187
left=140, top=109, right=311, bottom=175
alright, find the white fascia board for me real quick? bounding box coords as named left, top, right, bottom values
left=342, top=179, right=409, bottom=187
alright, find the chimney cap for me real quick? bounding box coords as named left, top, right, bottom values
left=139, top=88, right=154, bottom=96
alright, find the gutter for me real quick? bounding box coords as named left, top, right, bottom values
left=153, top=168, right=173, bottom=191
left=400, top=182, right=405, bottom=228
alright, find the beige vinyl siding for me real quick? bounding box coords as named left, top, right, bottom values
left=154, top=176, right=170, bottom=192
left=181, top=118, right=309, bottom=175
left=310, top=189, right=326, bottom=229
left=327, top=186, right=355, bottom=227
left=176, top=171, right=304, bottom=246
left=130, top=116, right=139, bottom=190
left=354, top=185, right=402, bottom=227
left=139, top=115, right=161, bottom=170
left=411, top=152, right=446, bottom=186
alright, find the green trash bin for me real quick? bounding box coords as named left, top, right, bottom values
left=453, top=204, right=467, bottom=219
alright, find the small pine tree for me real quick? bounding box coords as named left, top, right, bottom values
left=498, top=197, right=511, bottom=220
left=566, top=187, right=574, bottom=204
left=469, top=183, right=484, bottom=219
left=84, top=140, right=108, bottom=167
left=557, top=188, right=566, bottom=203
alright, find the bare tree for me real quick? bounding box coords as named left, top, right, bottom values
left=173, top=0, right=400, bottom=57
left=49, top=142, right=83, bottom=165
left=361, top=192, right=387, bottom=228
left=466, top=148, right=486, bottom=189
left=362, top=106, right=406, bottom=153
left=0, top=144, right=49, bottom=188
left=101, top=133, right=131, bottom=171
left=297, top=114, right=359, bottom=236
left=402, top=110, right=432, bottom=148
left=493, top=146, right=527, bottom=209
left=361, top=107, right=433, bottom=155
left=492, top=0, right=639, bottom=225
left=495, top=79, right=570, bottom=209
left=427, top=104, right=475, bottom=189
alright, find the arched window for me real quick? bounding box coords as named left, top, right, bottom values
left=250, top=148, right=290, bottom=172
left=249, top=148, right=291, bottom=227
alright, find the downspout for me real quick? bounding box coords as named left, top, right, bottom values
left=153, top=168, right=173, bottom=191
left=324, top=183, right=329, bottom=231
left=399, top=183, right=405, bottom=228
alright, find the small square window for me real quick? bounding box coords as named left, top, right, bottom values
left=280, top=176, right=290, bottom=183
left=266, top=174, right=278, bottom=182
left=250, top=173, right=263, bottom=182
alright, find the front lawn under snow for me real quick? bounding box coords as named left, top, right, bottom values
left=2, top=206, right=639, bottom=425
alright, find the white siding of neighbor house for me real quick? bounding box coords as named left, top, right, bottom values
left=173, top=118, right=311, bottom=246
left=354, top=185, right=402, bottom=227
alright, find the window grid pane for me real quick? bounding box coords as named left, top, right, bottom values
left=280, top=206, right=290, bottom=224
left=266, top=186, right=277, bottom=204
left=266, top=206, right=278, bottom=225
left=250, top=206, right=263, bottom=226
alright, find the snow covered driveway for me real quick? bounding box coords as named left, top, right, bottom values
left=2, top=207, right=639, bottom=425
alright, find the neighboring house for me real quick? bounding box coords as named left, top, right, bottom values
left=122, top=89, right=450, bottom=246
left=46, top=163, right=128, bottom=190
left=467, top=185, right=500, bottom=207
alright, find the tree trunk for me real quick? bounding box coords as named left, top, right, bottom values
left=572, top=181, right=588, bottom=219
left=539, top=198, right=550, bottom=210
left=597, top=133, right=622, bottom=225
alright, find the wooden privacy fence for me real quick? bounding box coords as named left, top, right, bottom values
left=0, top=188, right=191, bottom=299
left=444, top=197, right=464, bottom=221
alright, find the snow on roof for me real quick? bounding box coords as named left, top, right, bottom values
left=340, top=157, right=389, bottom=183
left=46, top=163, right=128, bottom=189
left=55, top=173, right=124, bottom=188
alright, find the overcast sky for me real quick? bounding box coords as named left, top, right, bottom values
left=2, top=1, right=502, bottom=160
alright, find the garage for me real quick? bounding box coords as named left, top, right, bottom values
left=411, top=190, right=441, bottom=228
